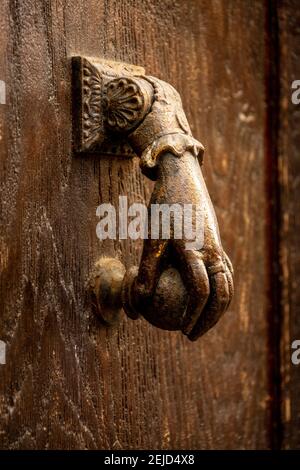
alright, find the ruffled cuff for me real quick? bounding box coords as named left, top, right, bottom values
left=139, top=133, right=204, bottom=180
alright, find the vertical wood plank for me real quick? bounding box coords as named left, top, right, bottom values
left=277, top=0, right=300, bottom=449
left=0, top=0, right=271, bottom=449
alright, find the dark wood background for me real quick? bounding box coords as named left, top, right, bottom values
left=0, top=0, right=298, bottom=449
left=277, top=0, right=300, bottom=449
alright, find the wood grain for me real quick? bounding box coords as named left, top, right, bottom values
left=0, top=0, right=272, bottom=449
left=277, top=0, right=300, bottom=450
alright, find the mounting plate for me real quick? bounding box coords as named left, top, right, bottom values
left=72, top=56, right=145, bottom=157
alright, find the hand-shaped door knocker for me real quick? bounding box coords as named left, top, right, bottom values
left=73, top=57, right=234, bottom=340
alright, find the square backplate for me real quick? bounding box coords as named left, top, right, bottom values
left=72, top=56, right=145, bottom=157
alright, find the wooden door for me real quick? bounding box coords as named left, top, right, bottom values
left=0, top=0, right=299, bottom=450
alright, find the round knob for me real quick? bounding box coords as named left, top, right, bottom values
left=103, top=77, right=153, bottom=133
left=90, top=258, right=188, bottom=330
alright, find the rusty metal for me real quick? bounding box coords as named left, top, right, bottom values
left=78, top=57, right=234, bottom=340
left=72, top=56, right=145, bottom=156
left=90, top=258, right=125, bottom=326
left=91, top=259, right=188, bottom=330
